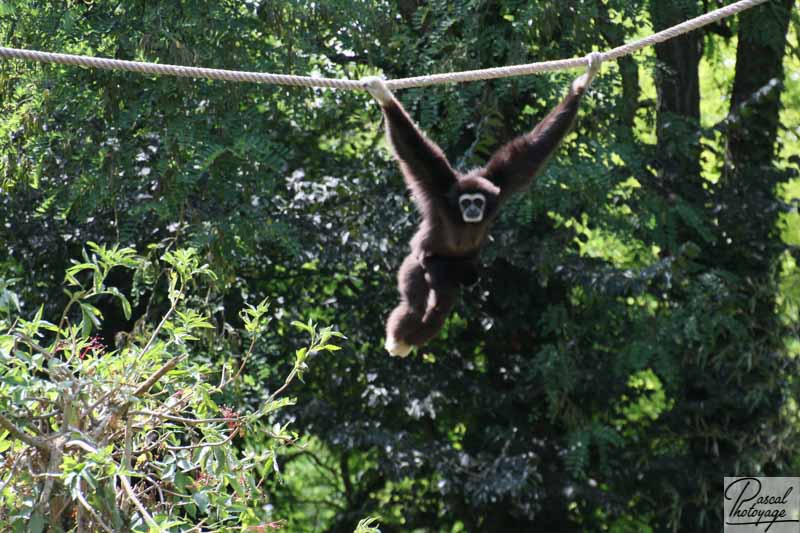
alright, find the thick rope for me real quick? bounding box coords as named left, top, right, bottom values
left=388, top=0, right=769, bottom=89
left=0, top=0, right=769, bottom=90
left=0, top=47, right=365, bottom=90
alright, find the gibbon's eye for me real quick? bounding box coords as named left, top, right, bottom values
left=473, top=197, right=485, bottom=209
left=460, top=198, right=471, bottom=209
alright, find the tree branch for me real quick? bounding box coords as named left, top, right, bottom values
left=165, top=427, right=240, bottom=451
left=75, top=483, right=114, bottom=533
left=0, top=412, right=49, bottom=450
left=119, top=473, right=162, bottom=531
left=132, top=354, right=187, bottom=397
left=130, top=410, right=238, bottom=426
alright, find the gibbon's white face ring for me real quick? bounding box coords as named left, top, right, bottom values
left=459, top=193, right=486, bottom=223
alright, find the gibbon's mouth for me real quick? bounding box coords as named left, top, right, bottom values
left=462, top=210, right=484, bottom=223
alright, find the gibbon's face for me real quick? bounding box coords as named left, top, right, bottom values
left=459, top=193, right=486, bottom=223
left=450, top=174, right=500, bottom=224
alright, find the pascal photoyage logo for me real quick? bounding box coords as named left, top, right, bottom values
left=724, top=477, right=800, bottom=532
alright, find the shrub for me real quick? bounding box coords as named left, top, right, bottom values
left=0, top=243, right=344, bottom=532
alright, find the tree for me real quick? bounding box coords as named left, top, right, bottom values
left=1, top=1, right=799, bottom=531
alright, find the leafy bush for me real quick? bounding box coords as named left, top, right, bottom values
left=0, top=243, right=344, bottom=532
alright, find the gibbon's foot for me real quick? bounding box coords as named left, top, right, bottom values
left=422, top=289, right=439, bottom=323
left=572, top=51, right=602, bottom=94
left=362, top=76, right=395, bottom=106
left=385, top=335, right=413, bottom=357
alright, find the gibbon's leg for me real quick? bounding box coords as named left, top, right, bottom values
left=421, top=257, right=445, bottom=321
left=385, top=304, right=414, bottom=357
left=420, top=255, right=467, bottom=322
left=385, top=255, right=459, bottom=356
left=386, top=289, right=457, bottom=353
left=385, top=254, right=426, bottom=357
left=422, top=285, right=458, bottom=324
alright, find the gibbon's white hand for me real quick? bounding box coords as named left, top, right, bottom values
left=362, top=76, right=395, bottom=106
left=572, top=52, right=602, bottom=93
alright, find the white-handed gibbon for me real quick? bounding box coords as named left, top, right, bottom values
left=364, top=53, right=601, bottom=357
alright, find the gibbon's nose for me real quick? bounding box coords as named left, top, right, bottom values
left=463, top=206, right=483, bottom=222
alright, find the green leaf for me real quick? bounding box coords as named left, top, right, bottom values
left=107, top=286, right=132, bottom=320
left=291, top=320, right=313, bottom=334
left=28, top=512, right=44, bottom=533
left=320, top=344, right=342, bottom=352
left=0, top=335, right=13, bottom=358
left=79, top=302, right=103, bottom=336
left=192, top=491, right=210, bottom=514
left=0, top=2, right=18, bottom=16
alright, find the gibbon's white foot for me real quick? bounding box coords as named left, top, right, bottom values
left=572, top=51, right=602, bottom=94
left=362, top=76, right=395, bottom=106
left=385, top=335, right=413, bottom=357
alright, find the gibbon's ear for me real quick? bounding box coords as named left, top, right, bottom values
left=484, top=53, right=601, bottom=202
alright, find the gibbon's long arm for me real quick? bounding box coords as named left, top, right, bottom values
left=483, top=53, right=602, bottom=204
left=364, top=78, right=457, bottom=196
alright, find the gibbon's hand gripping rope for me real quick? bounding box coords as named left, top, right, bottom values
left=0, top=0, right=769, bottom=90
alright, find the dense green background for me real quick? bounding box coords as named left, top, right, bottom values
left=1, top=0, right=799, bottom=530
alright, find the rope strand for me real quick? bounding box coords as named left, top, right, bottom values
left=0, top=0, right=769, bottom=90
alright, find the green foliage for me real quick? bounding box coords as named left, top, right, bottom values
left=353, top=517, right=381, bottom=533
left=0, top=246, right=343, bottom=531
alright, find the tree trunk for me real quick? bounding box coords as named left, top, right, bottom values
left=648, top=1, right=705, bottom=253
left=649, top=1, right=703, bottom=187
left=598, top=3, right=640, bottom=136
left=727, top=0, right=794, bottom=169
left=716, top=0, right=794, bottom=274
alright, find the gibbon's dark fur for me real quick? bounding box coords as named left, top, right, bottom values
left=367, top=65, right=597, bottom=356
